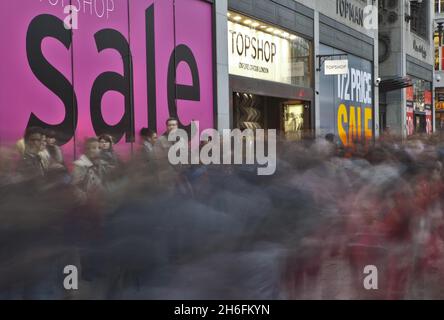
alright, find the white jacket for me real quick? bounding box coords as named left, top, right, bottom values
left=72, top=155, right=107, bottom=201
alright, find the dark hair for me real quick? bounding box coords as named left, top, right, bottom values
left=24, top=127, right=43, bottom=143
left=98, top=134, right=114, bottom=151
left=140, top=128, right=156, bottom=138
left=98, top=134, right=113, bottom=144
left=46, top=130, right=58, bottom=139
left=166, top=117, right=178, bottom=126
left=325, top=133, right=335, bottom=143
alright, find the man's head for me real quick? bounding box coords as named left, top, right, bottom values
left=140, top=128, right=157, bottom=144
left=166, top=117, right=179, bottom=134
left=24, top=127, right=43, bottom=155
left=84, top=137, right=101, bottom=160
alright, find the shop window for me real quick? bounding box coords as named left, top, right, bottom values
left=436, top=0, right=444, bottom=13
left=436, top=112, right=444, bottom=131
left=411, top=0, right=429, bottom=39
left=227, top=11, right=312, bottom=88
left=284, top=104, right=305, bottom=140
left=436, top=88, right=444, bottom=111
left=435, top=32, right=441, bottom=70
left=436, top=25, right=444, bottom=70
left=442, top=47, right=444, bottom=71
left=411, top=77, right=432, bottom=113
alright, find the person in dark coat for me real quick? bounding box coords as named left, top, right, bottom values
left=16, top=127, right=46, bottom=181
left=98, top=134, right=121, bottom=170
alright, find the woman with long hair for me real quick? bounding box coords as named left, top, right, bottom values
left=98, top=134, right=120, bottom=170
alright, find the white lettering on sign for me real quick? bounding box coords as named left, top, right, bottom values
left=39, top=0, right=115, bottom=20
left=337, top=67, right=372, bottom=104
left=228, top=21, right=294, bottom=84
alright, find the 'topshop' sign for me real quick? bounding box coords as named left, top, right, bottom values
left=0, top=0, right=214, bottom=157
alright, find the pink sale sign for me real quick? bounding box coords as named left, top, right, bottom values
left=0, top=0, right=215, bottom=159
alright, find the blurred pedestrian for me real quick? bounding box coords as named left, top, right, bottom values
left=16, top=127, right=46, bottom=181
left=46, top=130, right=64, bottom=167
left=98, top=134, right=121, bottom=170
left=158, top=117, right=179, bottom=150
left=139, top=128, right=159, bottom=164
left=38, top=130, right=51, bottom=171
left=72, top=137, right=107, bottom=204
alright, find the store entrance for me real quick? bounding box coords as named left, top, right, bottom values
left=414, top=114, right=426, bottom=133
left=232, top=92, right=311, bottom=139
left=437, top=112, right=444, bottom=131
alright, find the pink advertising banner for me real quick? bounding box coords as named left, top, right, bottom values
left=0, top=0, right=215, bottom=159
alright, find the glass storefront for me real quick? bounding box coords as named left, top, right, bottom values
left=227, top=11, right=312, bottom=88
left=407, top=77, right=432, bottom=135
left=435, top=19, right=444, bottom=71
left=232, top=92, right=311, bottom=140
left=434, top=31, right=441, bottom=70
left=436, top=88, right=444, bottom=131
left=436, top=112, right=444, bottom=131
left=411, top=77, right=432, bottom=112
left=283, top=104, right=306, bottom=140
left=436, top=0, right=444, bottom=13
left=228, top=10, right=313, bottom=137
